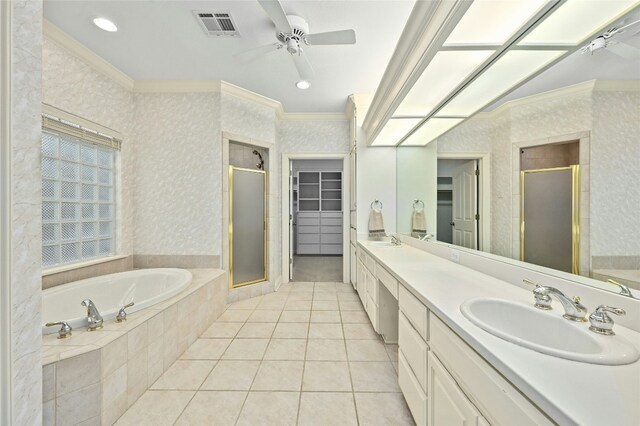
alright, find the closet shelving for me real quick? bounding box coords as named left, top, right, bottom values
left=296, top=171, right=343, bottom=255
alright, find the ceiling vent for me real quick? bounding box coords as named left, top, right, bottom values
left=193, top=11, right=240, bottom=37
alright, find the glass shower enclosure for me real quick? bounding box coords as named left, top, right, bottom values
left=229, top=166, right=267, bottom=288
left=520, top=165, right=580, bottom=274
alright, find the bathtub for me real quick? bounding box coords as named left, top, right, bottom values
left=42, top=268, right=192, bottom=335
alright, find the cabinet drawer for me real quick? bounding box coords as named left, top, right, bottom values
left=399, top=352, right=427, bottom=426
left=321, top=217, right=342, bottom=226
left=297, top=244, right=320, bottom=255
left=321, top=212, right=343, bottom=218
left=298, top=212, right=320, bottom=218
left=429, top=314, right=552, bottom=426
left=298, top=217, right=320, bottom=226
left=366, top=295, right=378, bottom=331
left=322, top=225, right=342, bottom=234
left=321, top=234, right=342, bottom=244
left=399, top=285, right=428, bottom=340
left=376, top=265, right=398, bottom=299
left=365, top=254, right=376, bottom=273
left=298, top=234, right=319, bottom=244
left=321, top=244, right=342, bottom=255
left=298, top=226, right=320, bottom=234
left=399, top=312, right=427, bottom=392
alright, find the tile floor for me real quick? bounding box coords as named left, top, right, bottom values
left=292, top=256, right=343, bottom=282
left=116, top=281, right=414, bottom=426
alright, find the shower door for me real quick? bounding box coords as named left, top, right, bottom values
left=229, top=166, right=267, bottom=287
left=520, top=165, right=580, bottom=274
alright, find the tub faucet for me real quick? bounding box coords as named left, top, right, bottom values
left=81, top=299, right=103, bottom=331
left=532, top=285, right=588, bottom=322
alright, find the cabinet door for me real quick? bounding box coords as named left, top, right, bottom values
left=428, top=352, right=483, bottom=426
left=350, top=244, right=357, bottom=288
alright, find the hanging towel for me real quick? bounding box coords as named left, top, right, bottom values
left=411, top=207, right=427, bottom=238
left=368, top=208, right=386, bottom=238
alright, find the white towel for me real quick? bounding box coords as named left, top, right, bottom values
left=411, top=208, right=427, bottom=238
left=368, top=208, right=386, bottom=238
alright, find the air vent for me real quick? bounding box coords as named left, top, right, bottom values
left=193, top=10, right=240, bottom=37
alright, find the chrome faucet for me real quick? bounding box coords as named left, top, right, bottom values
left=588, top=305, right=626, bottom=335
left=116, top=302, right=135, bottom=323
left=81, top=299, right=104, bottom=331
left=532, top=285, right=588, bottom=322
left=390, top=234, right=401, bottom=246
left=45, top=321, right=73, bottom=339
left=607, top=279, right=635, bottom=298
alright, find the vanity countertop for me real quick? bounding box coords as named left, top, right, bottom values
left=357, top=239, right=640, bottom=426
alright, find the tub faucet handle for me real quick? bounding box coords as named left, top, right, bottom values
left=45, top=321, right=73, bottom=339
left=116, top=302, right=135, bottom=323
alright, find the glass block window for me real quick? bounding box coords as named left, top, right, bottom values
left=41, top=130, right=116, bottom=268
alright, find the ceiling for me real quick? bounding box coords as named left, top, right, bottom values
left=43, top=0, right=415, bottom=113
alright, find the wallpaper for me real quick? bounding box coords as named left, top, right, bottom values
left=222, top=93, right=277, bottom=143
left=279, top=120, right=350, bottom=154
left=590, top=91, right=640, bottom=256
left=42, top=37, right=135, bottom=255
left=132, top=92, right=221, bottom=256
left=10, top=1, right=44, bottom=424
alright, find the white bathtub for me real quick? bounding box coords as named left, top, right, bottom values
left=42, top=268, right=192, bottom=335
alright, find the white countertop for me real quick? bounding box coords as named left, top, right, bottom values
left=358, top=240, right=640, bottom=426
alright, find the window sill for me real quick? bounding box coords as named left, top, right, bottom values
left=42, top=254, right=129, bottom=277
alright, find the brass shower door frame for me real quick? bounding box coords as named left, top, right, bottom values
left=228, top=166, right=268, bottom=288
left=520, top=165, right=580, bottom=274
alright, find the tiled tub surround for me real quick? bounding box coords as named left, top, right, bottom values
left=42, top=269, right=227, bottom=425
left=43, top=255, right=134, bottom=290
left=116, top=281, right=412, bottom=426
left=359, top=237, right=640, bottom=425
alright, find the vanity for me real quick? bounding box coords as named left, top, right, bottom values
left=355, top=238, right=640, bottom=426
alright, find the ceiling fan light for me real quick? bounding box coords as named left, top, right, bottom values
left=93, top=17, right=118, bottom=32
left=296, top=80, right=310, bottom=90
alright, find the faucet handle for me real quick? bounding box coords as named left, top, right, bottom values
left=116, top=302, right=135, bottom=323
left=589, top=305, right=626, bottom=335
left=45, top=321, right=73, bottom=339
left=529, top=282, right=553, bottom=310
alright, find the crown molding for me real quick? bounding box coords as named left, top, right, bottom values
left=220, top=80, right=284, bottom=116
left=279, top=112, right=348, bottom=122
left=43, top=20, right=135, bottom=91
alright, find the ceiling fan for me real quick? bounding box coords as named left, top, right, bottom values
left=236, top=0, right=356, bottom=89
left=579, top=18, right=640, bottom=60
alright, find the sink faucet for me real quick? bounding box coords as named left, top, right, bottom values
left=81, top=299, right=104, bottom=331
left=390, top=234, right=401, bottom=246
left=532, top=285, right=588, bottom=322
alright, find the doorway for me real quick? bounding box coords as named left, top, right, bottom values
left=282, top=154, right=350, bottom=284
left=437, top=153, right=490, bottom=251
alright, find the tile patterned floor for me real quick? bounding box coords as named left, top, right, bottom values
left=115, top=282, right=414, bottom=426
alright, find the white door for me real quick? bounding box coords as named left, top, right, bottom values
left=288, top=161, right=294, bottom=279
left=451, top=160, right=478, bottom=249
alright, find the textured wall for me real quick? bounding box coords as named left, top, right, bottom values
left=10, top=1, right=43, bottom=424
left=132, top=92, right=221, bottom=256
left=279, top=120, right=350, bottom=154
left=591, top=91, right=640, bottom=256
left=42, top=37, right=135, bottom=255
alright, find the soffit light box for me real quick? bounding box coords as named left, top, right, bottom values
left=374, top=0, right=640, bottom=148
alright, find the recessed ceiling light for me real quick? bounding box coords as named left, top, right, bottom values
left=296, top=80, right=310, bottom=90
left=93, top=17, right=118, bottom=32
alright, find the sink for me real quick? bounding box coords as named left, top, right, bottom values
left=460, top=297, right=639, bottom=365
left=368, top=241, right=400, bottom=248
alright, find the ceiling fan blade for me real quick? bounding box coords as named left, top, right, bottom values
left=305, top=29, right=356, bottom=45
left=257, top=0, right=292, bottom=34
left=234, top=42, right=282, bottom=63
left=607, top=42, right=640, bottom=60
left=291, top=50, right=314, bottom=82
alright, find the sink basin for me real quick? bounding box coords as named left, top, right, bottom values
left=369, top=241, right=400, bottom=248
left=460, top=297, right=639, bottom=365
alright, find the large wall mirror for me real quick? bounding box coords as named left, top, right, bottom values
left=395, top=20, right=640, bottom=297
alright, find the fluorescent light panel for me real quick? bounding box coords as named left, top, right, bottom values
left=395, top=50, right=494, bottom=116
left=521, top=0, right=639, bottom=45
left=401, top=118, right=464, bottom=146
left=444, top=0, right=547, bottom=45
left=371, top=117, right=423, bottom=146
left=438, top=50, right=565, bottom=117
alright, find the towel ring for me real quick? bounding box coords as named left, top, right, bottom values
left=370, top=199, right=383, bottom=209
left=413, top=199, right=424, bottom=209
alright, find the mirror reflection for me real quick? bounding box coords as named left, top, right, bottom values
left=396, top=16, right=640, bottom=296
